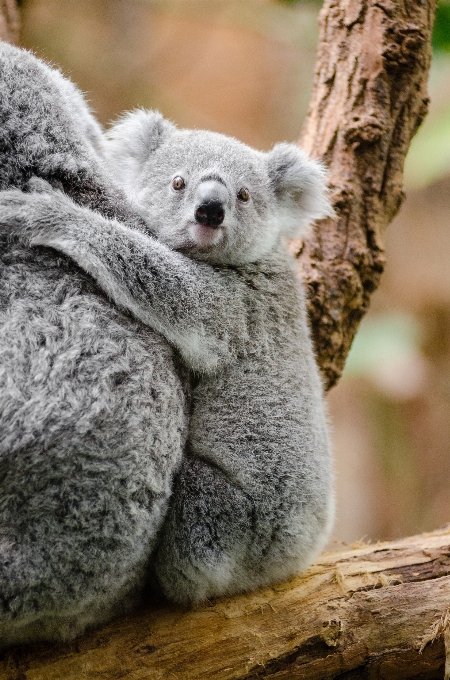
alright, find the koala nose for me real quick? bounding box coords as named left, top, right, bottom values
left=195, top=201, right=225, bottom=228
left=194, top=180, right=228, bottom=228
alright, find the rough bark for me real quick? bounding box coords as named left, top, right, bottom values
left=0, top=0, right=19, bottom=44
left=1, top=527, right=450, bottom=679
left=297, top=0, right=436, bottom=389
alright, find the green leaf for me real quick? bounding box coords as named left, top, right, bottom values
left=433, top=1, right=450, bottom=53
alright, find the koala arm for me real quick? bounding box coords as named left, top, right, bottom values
left=0, top=188, right=248, bottom=372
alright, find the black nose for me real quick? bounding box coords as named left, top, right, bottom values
left=195, top=201, right=225, bottom=228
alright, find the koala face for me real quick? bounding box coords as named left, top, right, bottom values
left=131, top=129, right=276, bottom=265
left=105, top=111, right=333, bottom=265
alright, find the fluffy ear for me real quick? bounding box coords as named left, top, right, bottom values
left=267, top=143, right=334, bottom=238
left=104, top=109, right=176, bottom=191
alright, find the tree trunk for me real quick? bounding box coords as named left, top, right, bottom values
left=2, top=527, right=450, bottom=679
left=297, top=0, right=436, bottom=389
left=0, top=0, right=19, bottom=44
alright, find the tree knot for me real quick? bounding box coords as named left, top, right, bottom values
left=321, top=618, right=343, bottom=647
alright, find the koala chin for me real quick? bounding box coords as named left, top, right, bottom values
left=1, top=99, right=336, bottom=607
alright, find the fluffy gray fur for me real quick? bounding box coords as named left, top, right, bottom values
left=0, top=42, right=188, bottom=645
left=0, top=104, right=335, bottom=605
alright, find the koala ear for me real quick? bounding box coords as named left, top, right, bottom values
left=267, top=143, right=334, bottom=238
left=104, top=109, right=176, bottom=191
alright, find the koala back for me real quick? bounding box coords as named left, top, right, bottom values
left=0, top=44, right=188, bottom=645
left=0, top=241, right=188, bottom=643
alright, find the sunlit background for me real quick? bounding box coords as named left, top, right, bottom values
left=17, top=0, right=450, bottom=546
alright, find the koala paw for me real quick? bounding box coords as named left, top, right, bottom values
left=0, top=189, right=33, bottom=236
left=23, top=176, right=59, bottom=194
left=0, top=188, right=60, bottom=244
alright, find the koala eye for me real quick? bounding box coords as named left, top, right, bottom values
left=172, top=176, right=185, bottom=191
left=237, top=187, right=250, bottom=202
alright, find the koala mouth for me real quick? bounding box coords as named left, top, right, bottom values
left=189, top=221, right=225, bottom=249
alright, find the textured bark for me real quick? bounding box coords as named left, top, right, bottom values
left=1, top=527, right=450, bottom=679
left=297, top=0, right=436, bottom=389
left=0, top=0, right=19, bottom=44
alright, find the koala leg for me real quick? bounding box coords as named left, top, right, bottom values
left=153, top=366, right=334, bottom=606
left=0, top=511, right=149, bottom=646
left=0, top=414, right=177, bottom=648
left=153, top=451, right=333, bottom=606
left=152, top=456, right=254, bottom=604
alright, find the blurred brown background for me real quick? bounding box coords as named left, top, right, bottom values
left=18, top=0, right=450, bottom=546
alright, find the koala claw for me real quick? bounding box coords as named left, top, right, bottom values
left=23, top=176, right=57, bottom=194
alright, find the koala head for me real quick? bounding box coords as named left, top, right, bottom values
left=105, top=110, right=333, bottom=265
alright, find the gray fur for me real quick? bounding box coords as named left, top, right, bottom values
left=0, top=43, right=188, bottom=645
left=0, top=106, right=335, bottom=605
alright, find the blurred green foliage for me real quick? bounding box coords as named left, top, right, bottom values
left=344, top=314, right=422, bottom=379
left=404, top=99, right=450, bottom=189
left=433, top=1, right=450, bottom=52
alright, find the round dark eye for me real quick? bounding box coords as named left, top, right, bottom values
left=237, top=187, right=250, bottom=202
left=172, top=176, right=185, bottom=191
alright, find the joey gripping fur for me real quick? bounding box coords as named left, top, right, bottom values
left=0, top=42, right=188, bottom=646
left=1, top=71, right=335, bottom=624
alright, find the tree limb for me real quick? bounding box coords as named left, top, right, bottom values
left=2, top=527, right=450, bottom=679
left=297, top=0, right=436, bottom=389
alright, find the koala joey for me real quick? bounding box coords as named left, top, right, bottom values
left=0, top=42, right=188, bottom=646
left=0, top=105, right=336, bottom=606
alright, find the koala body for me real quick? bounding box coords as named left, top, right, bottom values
left=0, top=43, right=188, bottom=645
left=1, top=108, right=335, bottom=605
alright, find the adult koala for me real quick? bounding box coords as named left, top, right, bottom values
left=0, top=109, right=335, bottom=606
left=0, top=42, right=188, bottom=646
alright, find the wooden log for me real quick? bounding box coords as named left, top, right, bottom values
left=1, top=527, right=450, bottom=679
left=297, top=0, right=436, bottom=389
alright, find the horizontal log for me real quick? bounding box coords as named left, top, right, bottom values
left=2, top=527, right=450, bottom=679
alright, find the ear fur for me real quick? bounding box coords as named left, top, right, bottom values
left=267, top=143, right=334, bottom=238
left=104, top=109, right=176, bottom=192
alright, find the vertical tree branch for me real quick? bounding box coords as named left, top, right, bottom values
left=297, top=0, right=436, bottom=389
left=0, top=0, right=19, bottom=44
